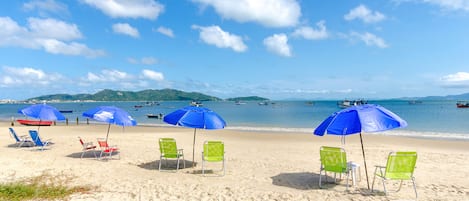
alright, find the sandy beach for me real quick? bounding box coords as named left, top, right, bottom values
left=1, top=122, right=468, bottom=201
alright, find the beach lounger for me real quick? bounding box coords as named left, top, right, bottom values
left=97, top=138, right=119, bottom=160
left=28, top=130, right=52, bottom=151
left=372, top=151, right=418, bottom=198
left=202, top=141, right=225, bottom=176
left=9, top=127, right=34, bottom=147
left=318, top=146, right=352, bottom=190
left=158, top=138, right=185, bottom=171
left=78, top=136, right=97, bottom=159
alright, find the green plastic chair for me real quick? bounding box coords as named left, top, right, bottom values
left=319, top=146, right=351, bottom=190
left=372, top=151, right=418, bottom=198
left=202, top=141, right=225, bottom=176
left=158, top=138, right=185, bottom=171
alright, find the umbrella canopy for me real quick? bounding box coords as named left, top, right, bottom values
left=82, top=106, right=137, bottom=141
left=163, top=106, right=226, bottom=167
left=18, top=103, right=66, bottom=121
left=313, top=104, right=407, bottom=189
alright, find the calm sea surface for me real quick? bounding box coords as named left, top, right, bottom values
left=1, top=100, right=468, bottom=139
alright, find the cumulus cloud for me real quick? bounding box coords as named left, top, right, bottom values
left=192, top=0, right=301, bottom=27
left=112, top=23, right=139, bottom=38
left=23, top=0, right=69, bottom=16
left=344, top=4, right=386, bottom=23
left=84, top=69, right=133, bottom=83
left=291, top=20, right=328, bottom=40
left=0, top=66, right=64, bottom=87
left=263, top=33, right=292, bottom=57
left=192, top=25, right=247, bottom=52
left=82, top=0, right=164, bottom=20
left=350, top=32, right=388, bottom=48
left=155, top=26, right=174, bottom=38
left=0, top=17, right=105, bottom=57
left=440, top=72, right=469, bottom=88
left=141, top=69, right=164, bottom=81
left=127, top=57, right=158, bottom=65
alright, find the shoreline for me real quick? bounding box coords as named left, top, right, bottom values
left=4, top=119, right=469, bottom=141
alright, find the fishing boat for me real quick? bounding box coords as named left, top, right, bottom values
left=146, top=113, right=163, bottom=119
left=190, top=101, right=203, bottom=107
left=337, top=99, right=367, bottom=108
left=17, top=119, right=53, bottom=126
left=456, top=101, right=469, bottom=108
left=59, top=110, right=73, bottom=113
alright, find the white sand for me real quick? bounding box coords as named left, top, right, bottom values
left=1, top=122, right=468, bottom=201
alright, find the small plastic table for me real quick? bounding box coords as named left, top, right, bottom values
left=347, top=162, right=361, bottom=187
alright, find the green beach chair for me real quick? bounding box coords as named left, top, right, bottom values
left=372, top=151, right=418, bottom=198
left=202, top=141, right=225, bottom=176
left=158, top=138, right=185, bottom=171
left=318, top=146, right=351, bottom=190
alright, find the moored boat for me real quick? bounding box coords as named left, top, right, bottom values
left=456, top=101, right=469, bottom=108
left=17, top=119, right=53, bottom=126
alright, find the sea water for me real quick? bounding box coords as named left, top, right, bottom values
left=1, top=100, right=468, bottom=140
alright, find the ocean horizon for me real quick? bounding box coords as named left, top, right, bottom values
left=2, top=100, right=469, bottom=140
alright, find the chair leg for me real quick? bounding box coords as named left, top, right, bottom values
left=176, top=157, right=180, bottom=171
left=81, top=151, right=85, bottom=159
left=397, top=180, right=403, bottom=192
left=412, top=177, right=418, bottom=199
left=318, top=168, right=323, bottom=188
left=382, top=179, right=388, bottom=196
left=222, top=158, right=225, bottom=176
left=158, top=156, right=162, bottom=171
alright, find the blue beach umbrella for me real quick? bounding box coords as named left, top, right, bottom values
left=163, top=106, right=226, bottom=167
left=83, top=106, right=137, bottom=142
left=314, top=104, right=407, bottom=189
left=18, top=103, right=66, bottom=121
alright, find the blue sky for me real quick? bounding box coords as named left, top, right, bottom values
left=1, top=0, right=469, bottom=100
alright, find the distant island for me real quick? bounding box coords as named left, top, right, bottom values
left=226, top=96, right=269, bottom=101
left=25, top=89, right=270, bottom=102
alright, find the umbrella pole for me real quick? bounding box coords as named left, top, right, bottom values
left=359, top=132, right=370, bottom=189
left=192, top=128, right=197, bottom=167
left=105, top=123, right=111, bottom=142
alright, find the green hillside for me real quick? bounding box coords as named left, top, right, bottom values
left=27, top=89, right=222, bottom=102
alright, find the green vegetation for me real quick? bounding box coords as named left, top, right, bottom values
left=27, top=88, right=222, bottom=102
left=226, top=96, right=269, bottom=101
left=0, top=173, right=91, bottom=201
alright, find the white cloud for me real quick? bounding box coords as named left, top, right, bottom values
left=141, top=69, right=164, bottom=81
left=420, top=0, right=469, bottom=11
left=344, top=4, right=386, bottom=23
left=192, top=25, right=247, bottom=52
left=84, top=69, right=133, bottom=83
left=350, top=32, right=388, bottom=48
left=291, top=20, right=328, bottom=40
left=28, top=18, right=82, bottom=40
left=127, top=57, right=158, bottom=65
left=23, top=0, right=68, bottom=16
left=112, top=23, right=139, bottom=38
left=192, top=0, right=301, bottom=27
left=440, top=72, right=469, bottom=88
left=82, top=0, right=164, bottom=20
left=0, top=66, right=63, bottom=87
left=441, top=72, right=469, bottom=81
left=0, top=17, right=104, bottom=57
left=263, top=33, right=292, bottom=57
left=155, top=26, right=174, bottom=38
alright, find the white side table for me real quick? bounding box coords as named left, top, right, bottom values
left=347, top=162, right=361, bottom=187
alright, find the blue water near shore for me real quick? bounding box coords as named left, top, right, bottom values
left=1, top=100, right=468, bottom=139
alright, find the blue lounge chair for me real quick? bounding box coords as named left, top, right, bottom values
left=9, top=128, right=34, bottom=147
left=28, top=130, right=52, bottom=151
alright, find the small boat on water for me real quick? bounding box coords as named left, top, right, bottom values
left=337, top=99, right=367, bottom=108
left=17, top=119, right=53, bottom=126
left=190, top=101, right=203, bottom=107
left=235, top=101, right=246, bottom=105
left=59, top=110, right=73, bottom=113
left=146, top=113, right=163, bottom=119
left=456, top=101, right=469, bottom=108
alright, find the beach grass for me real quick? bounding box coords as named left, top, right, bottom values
left=0, top=172, right=91, bottom=201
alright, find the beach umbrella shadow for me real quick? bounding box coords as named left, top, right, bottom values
left=137, top=160, right=194, bottom=171
left=271, top=172, right=332, bottom=190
